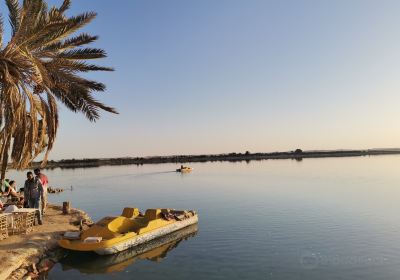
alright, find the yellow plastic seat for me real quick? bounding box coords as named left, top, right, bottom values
left=144, top=209, right=162, bottom=221
left=121, top=207, right=140, bottom=218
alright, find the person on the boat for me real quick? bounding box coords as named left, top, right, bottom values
left=34, top=168, right=48, bottom=215
left=24, top=171, right=44, bottom=225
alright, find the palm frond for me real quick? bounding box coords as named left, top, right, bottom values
left=56, top=48, right=107, bottom=60
left=19, top=0, right=48, bottom=36
left=5, top=0, right=20, bottom=35
left=58, top=0, right=71, bottom=13
left=47, top=59, right=113, bottom=72
left=41, top=12, right=97, bottom=47
left=42, top=33, right=98, bottom=52
left=0, top=0, right=117, bottom=177
left=22, top=12, right=96, bottom=50
left=0, top=15, right=4, bottom=48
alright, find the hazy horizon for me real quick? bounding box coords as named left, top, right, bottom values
left=2, top=0, right=400, bottom=160
left=36, top=147, right=400, bottom=161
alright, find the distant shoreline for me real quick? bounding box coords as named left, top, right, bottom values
left=28, top=149, right=400, bottom=169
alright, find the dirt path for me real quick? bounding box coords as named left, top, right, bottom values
left=0, top=204, right=91, bottom=280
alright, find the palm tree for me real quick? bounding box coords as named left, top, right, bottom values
left=0, top=0, right=117, bottom=179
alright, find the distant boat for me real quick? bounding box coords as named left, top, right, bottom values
left=176, top=166, right=193, bottom=173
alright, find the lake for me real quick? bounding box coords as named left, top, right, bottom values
left=8, top=155, right=400, bottom=279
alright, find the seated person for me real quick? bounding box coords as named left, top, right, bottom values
left=3, top=180, right=24, bottom=206
left=0, top=179, right=10, bottom=203
left=0, top=179, right=9, bottom=193
left=3, top=180, right=20, bottom=198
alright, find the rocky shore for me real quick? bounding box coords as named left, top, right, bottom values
left=0, top=204, right=92, bottom=280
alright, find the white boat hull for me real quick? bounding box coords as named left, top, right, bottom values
left=94, top=215, right=199, bottom=255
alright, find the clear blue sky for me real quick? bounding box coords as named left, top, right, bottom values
left=2, top=0, right=400, bottom=159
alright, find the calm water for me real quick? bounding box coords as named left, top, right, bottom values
left=8, top=156, right=400, bottom=279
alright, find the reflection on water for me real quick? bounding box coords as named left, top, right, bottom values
left=7, top=156, right=400, bottom=279
left=59, top=224, right=198, bottom=274
left=93, top=170, right=177, bottom=181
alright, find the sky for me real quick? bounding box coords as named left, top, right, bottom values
left=2, top=0, right=400, bottom=160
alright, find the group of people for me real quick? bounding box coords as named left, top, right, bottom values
left=0, top=169, right=49, bottom=225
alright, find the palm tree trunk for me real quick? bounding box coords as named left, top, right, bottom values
left=0, top=134, right=11, bottom=180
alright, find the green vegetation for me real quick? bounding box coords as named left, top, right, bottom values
left=28, top=149, right=400, bottom=169
left=294, top=149, right=303, bottom=154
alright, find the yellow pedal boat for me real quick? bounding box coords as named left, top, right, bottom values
left=176, top=166, right=193, bottom=172
left=59, top=208, right=198, bottom=255
left=59, top=224, right=198, bottom=274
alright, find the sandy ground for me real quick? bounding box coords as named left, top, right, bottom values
left=0, top=204, right=91, bottom=280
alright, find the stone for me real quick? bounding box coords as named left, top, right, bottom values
left=27, top=272, right=38, bottom=279
left=8, top=268, right=29, bottom=280
left=62, top=201, right=71, bottom=214
left=30, top=263, right=38, bottom=274
left=38, top=258, right=55, bottom=273
left=18, top=268, right=29, bottom=276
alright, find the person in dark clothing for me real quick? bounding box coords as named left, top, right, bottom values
left=24, top=172, right=44, bottom=225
